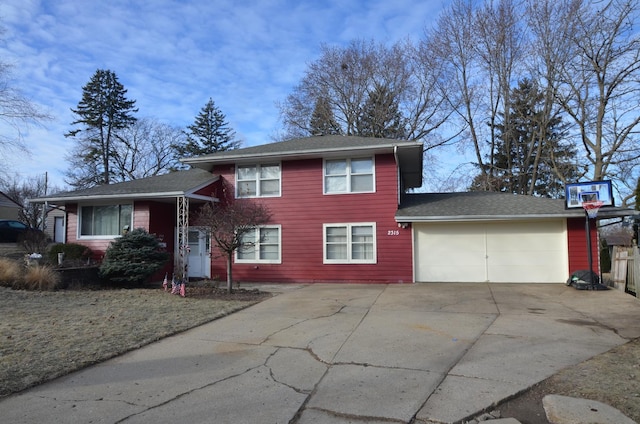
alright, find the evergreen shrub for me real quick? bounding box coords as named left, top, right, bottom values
left=99, top=228, right=169, bottom=285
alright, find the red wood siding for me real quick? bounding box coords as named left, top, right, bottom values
left=143, top=201, right=176, bottom=279
left=64, top=204, right=111, bottom=260
left=567, top=217, right=599, bottom=274
left=208, top=154, right=413, bottom=283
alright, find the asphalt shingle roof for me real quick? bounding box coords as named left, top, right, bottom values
left=182, top=135, right=422, bottom=163
left=31, top=168, right=217, bottom=203
left=396, top=191, right=598, bottom=221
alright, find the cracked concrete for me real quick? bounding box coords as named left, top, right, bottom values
left=1, top=283, right=639, bottom=424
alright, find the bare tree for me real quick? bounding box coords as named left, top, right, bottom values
left=194, top=181, right=271, bottom=293
left=426, top=0, right=485, bottom=179
left=112, top=117, right=186, bottom=181
left=427, top=0, right=527, bottom=189
left=278, top=39, right=449, bottom=145
left=1, top=174, right=60, bottom=228
left=553, top=0, right=640, bottom=183
left=0, top=28, right=51, bottom=180
left=526, top=0, right=586, bottom=189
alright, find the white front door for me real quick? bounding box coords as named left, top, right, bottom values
left=187, top=229, right=211, bottom=279
left=54, top=217, right=65, bottom=243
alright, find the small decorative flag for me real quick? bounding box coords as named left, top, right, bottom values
left=171, top=275, right=179, bottom=294
left=162, top=273, right=168, bottom=292
left=180, top=283, right=186, bottom=298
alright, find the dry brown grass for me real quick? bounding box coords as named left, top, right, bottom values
left=19, top=265, right=61, bottom=291
left=0, top=287, right=269, bottom=397
left=0, top=258, right=21, bottom=287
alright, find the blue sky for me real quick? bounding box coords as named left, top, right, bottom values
left=0, top=0, right=448, bottom=189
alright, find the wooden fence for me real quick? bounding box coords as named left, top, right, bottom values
left=611, top=246, right=638, bottom=297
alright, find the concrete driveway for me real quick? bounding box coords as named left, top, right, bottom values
left=1, top=283, right=639, bottom=424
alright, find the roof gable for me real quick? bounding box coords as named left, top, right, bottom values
left=0, top=192, right=21, bottom=209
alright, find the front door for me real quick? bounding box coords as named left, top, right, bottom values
left=187, top=229, right=211, bottom=279
left=54, top=217, right=65, bottom=243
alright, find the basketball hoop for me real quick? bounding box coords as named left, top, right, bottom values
left=582, top=200, right=604, bottom=219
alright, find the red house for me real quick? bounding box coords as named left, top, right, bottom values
left=32, top=136, right=635, bottom=284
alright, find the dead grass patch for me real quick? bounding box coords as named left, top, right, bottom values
left=0, top=287, right=270, bottom=397
left=19, top=265, right=61, bottom=291
left=0, top=258, right=21, bottom=287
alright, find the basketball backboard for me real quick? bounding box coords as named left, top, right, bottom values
left=565, top=180, right=614, bottom=209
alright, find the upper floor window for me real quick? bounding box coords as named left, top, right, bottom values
left=236, top=225, right=281, bottom=263
left=80, top=204, right=132, bottom=238
left=237, top=164, right=281, bottom=198
left=324, top=157, right=374, bottom=194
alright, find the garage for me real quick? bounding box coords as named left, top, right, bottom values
left=413, top=220, right=568, bottom=283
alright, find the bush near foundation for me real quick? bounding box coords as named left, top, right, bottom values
left=48, top=243, right=92, bottom=266
left=99, top=228, right=169, bottom=286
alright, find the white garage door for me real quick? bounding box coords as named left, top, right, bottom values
left=414, top=220, right=568, bottom=283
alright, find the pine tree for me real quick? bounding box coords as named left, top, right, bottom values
left=65, top=69, right=138, bottom=188
left=472, top=79, right=577, bottom=197
left=309, top=96, right=341, bottom=136
left=357, top=83, right=405, bottom=139
left=175, top=98, right=240, bottom=157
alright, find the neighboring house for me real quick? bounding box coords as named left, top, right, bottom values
left=31, top=135, right=637, bottom=284
left=0, top=192, right=21, bottom=220
left=44, top=206, right=66, bottom=243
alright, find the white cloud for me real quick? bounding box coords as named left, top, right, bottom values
left=0, top=0, right=448, bottom=189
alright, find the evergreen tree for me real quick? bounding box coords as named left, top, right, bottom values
left=65, top=69, right=138, bottom=188
left=471, top=79, right=577, bottom=197
left=99, top=228, right=169, bottom=285
left=357, top=83, right=405, bottom=139
left=309, top=96, right=341, bottom=136
left=175, top=98, right=240, bottom=157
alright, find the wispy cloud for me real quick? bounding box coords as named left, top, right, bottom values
left=0, top=0, right=447, bottom=188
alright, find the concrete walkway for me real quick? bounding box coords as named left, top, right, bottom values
left=1, top=283, right=639, bottom=424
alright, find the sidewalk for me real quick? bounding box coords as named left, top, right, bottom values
left=1, top=283, right=638, bottom=423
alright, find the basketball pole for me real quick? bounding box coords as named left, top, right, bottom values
left=584, top=210, right=595, bottom=290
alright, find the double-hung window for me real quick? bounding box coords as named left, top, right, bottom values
left=324, top=157, right=374, bottom=194
left=80, top=204, right=132, bottom=238
left=323, top=223, right=376, bottom=264
left=236, top=164, right=281, bottom=197
left=236, top=226, right=281, bottom=263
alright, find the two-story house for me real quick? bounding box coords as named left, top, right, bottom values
left=182, top=135, right=422, bottom=284
left=31, top=135, right=635, bottom=284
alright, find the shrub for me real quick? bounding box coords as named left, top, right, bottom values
left=20, top=265, right=61, bottom=291
left=19, top=230, right=50, bottom=255
left=0, top=258, right=21, bottom=288
left=99, top=228, right=169, bottom=285
left=48, top=243, right=92, bottom=265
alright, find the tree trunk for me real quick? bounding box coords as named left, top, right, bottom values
left=226, top=254, right=233, bottom=294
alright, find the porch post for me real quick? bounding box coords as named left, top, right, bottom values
left=176, top=195, right=189, bottom=282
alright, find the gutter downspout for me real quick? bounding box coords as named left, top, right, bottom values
left=394, top=145, right=400, bottom=207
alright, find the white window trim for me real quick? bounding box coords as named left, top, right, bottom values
left=323, top=157, right=375, bottom=195
left=323, top=222, right=377, bottom=264
left=235, top=163, right=282, bottom=198
left=235, top=225, right=282, bottom=264
left=77, top=203, right=133, bottom=240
